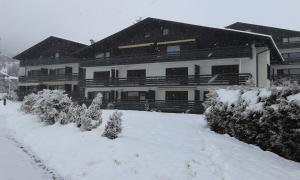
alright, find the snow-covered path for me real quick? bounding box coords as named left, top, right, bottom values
left=0, top=110, right=49, bottom=180
left=1, top=101, right=300, bottom=180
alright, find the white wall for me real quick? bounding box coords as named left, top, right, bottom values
left=84, top=57, right=252, bottom=79
left=257, top=49, right=270, bottom=87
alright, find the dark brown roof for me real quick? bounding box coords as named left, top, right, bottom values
left=226, top=22, right=300, bottom=43
left=14, top=36, right=87, bottom=60
left=73, top=18, right=283, bottom=62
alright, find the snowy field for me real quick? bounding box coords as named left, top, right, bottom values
left=1, top=101, right=300, bottom=180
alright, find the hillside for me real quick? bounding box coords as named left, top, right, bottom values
left=1, top=102, right=299, bottom=180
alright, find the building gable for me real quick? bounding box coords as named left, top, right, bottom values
left=14, top=36, right=87, bottom=60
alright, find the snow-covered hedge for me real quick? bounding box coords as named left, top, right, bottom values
left=21, top=90, right=72, bottom=124
left=205, top=86, right=300, bottom=162
left=20, top=90, right=103, bottom=129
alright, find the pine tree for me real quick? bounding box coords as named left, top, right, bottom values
left=80, top=93, right=103, bottom=131
left=102, top=111, right=123, bottom=139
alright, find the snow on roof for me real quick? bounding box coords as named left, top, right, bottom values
left=224, top=27, right=285, bottom=62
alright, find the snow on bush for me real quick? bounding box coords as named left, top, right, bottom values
left=216, top=89, right=240, bottom=105
left=21, top=90, right=73, bottom=125
left=102, top=111, right=123, bottom=139
left=80, top=93, right=103, bottom=131
left=20, top=93, right=38, bottom=113
left=21, top=91, right=104, bottom=131
left=34, top=90, right=73, bottom=125
left=205, top=86, right=300, bottom=162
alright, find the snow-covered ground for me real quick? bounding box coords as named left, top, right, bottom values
left=0, top=105, right=49, bottom=180
left=1, top=101, right=300, bottom=180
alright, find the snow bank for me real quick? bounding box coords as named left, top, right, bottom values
left=259, top=88, right=272, bottom=99
left=1, top=102, right=300, bottom=180
left=241, top=90, right=259, bottom=106
left=287, top=93, right=300, bottom=106
left=216, top=89, right=240, bottom=105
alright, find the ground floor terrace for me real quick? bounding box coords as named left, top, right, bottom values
left=17, top=82, right=79, bottom=101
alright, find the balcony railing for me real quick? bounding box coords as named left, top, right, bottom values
left=79, top=99, right=204, bottom=114
left=19, top=73, right=79, bottom=83
left=82, top=73, right=252, bottom=87
left=80, top=46, right=252, bottom=67
left=19, top=57, right=81, bottom=67
left=272, top=74, right=300, bottom=83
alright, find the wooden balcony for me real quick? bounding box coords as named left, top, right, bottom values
left=82, top=73, right=252, bottom=88
left=272, top=74, right=300, bottom=83
left=80, top=99, right=204, bottom=114
left=19, top=73, right=79, bottom=83
left=80, top=46, right=252, bottom=67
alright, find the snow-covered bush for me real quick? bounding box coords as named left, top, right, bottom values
left=205, top=86, right=300, bottom=162
left=67, top=104, right=84, bottom=125
left=20, top=93, right=38, bottom=113
left=22, top=90, right=73, bottom=125
left=102, top=111, right=123, bottom=139
left=37, top=90, right=73, bottom=125
left=80, top=93, right=103, bottom=131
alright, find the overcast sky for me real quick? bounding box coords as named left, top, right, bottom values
left=1, top=0, right=300, bottom=57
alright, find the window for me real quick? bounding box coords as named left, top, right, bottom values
left=165, top=91, right=188, bottom=101
left=203, top=91, right=210, bottom=101
left=282, top=38, right=289, bottom=43
left=212, top=65, right=239, bottom=74
left=127, top=91, right=139, bottom=100
left=94, top=71, right=110, bottom=80
left=162, top=28, right=169, bottom=36
left=145, top=33, right=151, bottom=38
left=289, top=52, right=300, bottom=58
left=282, top=37, right=300, bottom=43
left=127, top=69, right=146, bottom=78
left=282, top=53, right=289, bottom=58
left=277, top=68, right=300, bottom=76
left=289, top=37, right=300, bottom=43
left=95, top=53, right=104, bottom=59
left=281, top=52, right=300, bottom=61
left=56, top=68, right=65, bottom=75
left=55, top=52, right=60, bottom=59
left=167, top=45, right=180, bottom=55
left=95, top=52, right=110, bottom=59
left=166, top=67, right=188, bottom=77
left=289, top=68, right=300, bottom=75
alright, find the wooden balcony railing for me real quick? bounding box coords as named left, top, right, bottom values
left=272, top=74, right=300, bottom=83
left=80, top=46, right=252, bottom=67
left=81, top=73, right=252, bottom=87
left=79, top=99, right=204, bottom=114
left=19, top=73, right=79, bottom=83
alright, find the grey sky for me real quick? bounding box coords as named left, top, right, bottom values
left=1, top=0, right=300, bottom=57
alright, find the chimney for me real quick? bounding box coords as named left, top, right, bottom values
left=90, top=39, right=95, bottom=45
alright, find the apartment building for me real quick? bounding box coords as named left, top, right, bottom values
left=73, top=18, right=282, bottom=112
left=226, top=22, right=300, bottom=83
left=15, top=18, right=284, bottom=113
left=14, top=36, right=87, bottom=100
